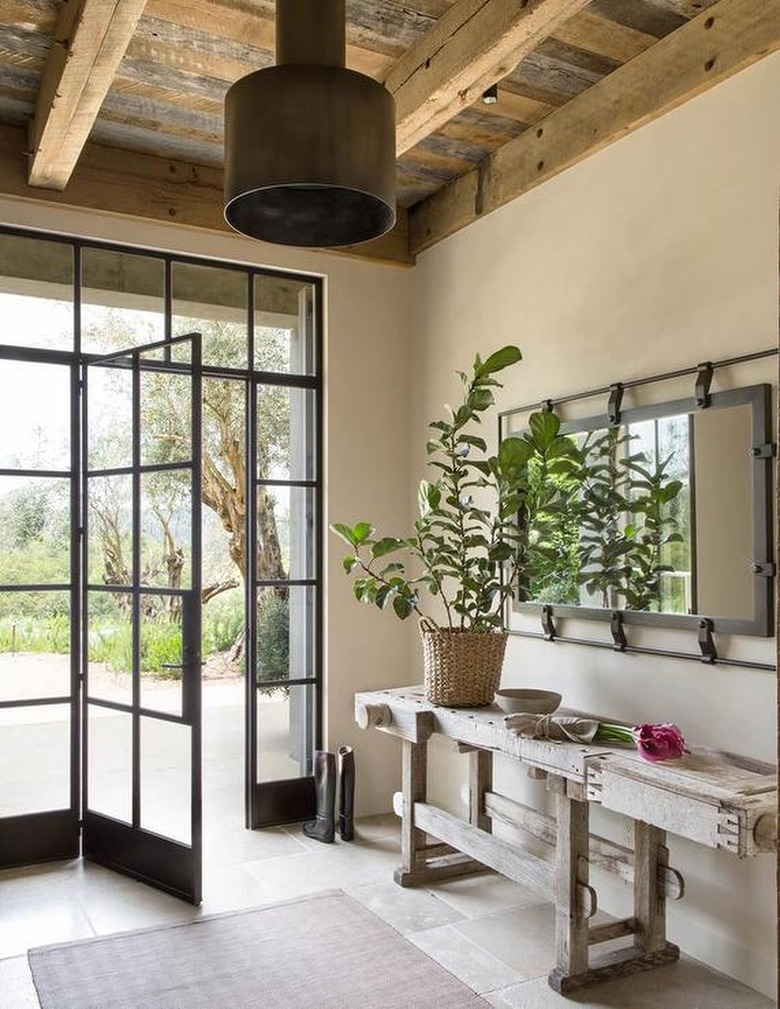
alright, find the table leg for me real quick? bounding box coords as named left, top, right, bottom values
left=549, top=813, right=680, bottom=993
left=394, top=739, right=427, bottom=886
left=634, top=821, right=679, bottom=962
left=548, top=781, right=591, bottom=990
left=469, top=749, right=493, bottom=832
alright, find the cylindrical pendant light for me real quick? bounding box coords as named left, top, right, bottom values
left=223, top=0, right=397, bottom=248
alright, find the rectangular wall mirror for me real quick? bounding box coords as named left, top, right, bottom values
left=509, top=384, right=774, bottom=636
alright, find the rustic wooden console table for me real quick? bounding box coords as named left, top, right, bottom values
left=355, top=686, right=777, bottom=993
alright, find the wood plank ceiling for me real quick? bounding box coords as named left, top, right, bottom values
left=0, top=0, right=777, bottom=265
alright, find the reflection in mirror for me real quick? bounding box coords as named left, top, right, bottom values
left=513, top=385, right=771, bottom=634
left=693, top=404, right=752, bottom=620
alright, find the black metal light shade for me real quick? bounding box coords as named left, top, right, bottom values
left=223, top=0, right=396, bottom=248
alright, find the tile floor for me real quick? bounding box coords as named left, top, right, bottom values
left=0, top=812, right=776, bottom=1009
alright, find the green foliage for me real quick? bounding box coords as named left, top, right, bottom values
left=0, top=612, right=70, bottom=653
left=332, top=346, right=569, bottom=632
left=256, top=592, right=289, bottom=683
left=202, top=595, right=245, bottom=654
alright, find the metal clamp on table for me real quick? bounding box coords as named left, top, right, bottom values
left=355, top=686, right=777, bottom=995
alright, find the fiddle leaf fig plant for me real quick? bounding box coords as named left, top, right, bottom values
left=331, top=346, right=578, bottom=632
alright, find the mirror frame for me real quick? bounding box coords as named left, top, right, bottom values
left=511, top=383, right=774, bottom=637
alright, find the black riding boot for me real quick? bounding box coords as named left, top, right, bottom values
left=338, top=745, right=355, bottom=841
left=303, top=750, right=336, bottom=843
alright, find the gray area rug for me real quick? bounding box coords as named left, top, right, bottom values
left=28, top=889, right=488, bottom=1008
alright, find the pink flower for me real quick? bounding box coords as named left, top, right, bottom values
left=633, top=722, right=688, bottom=762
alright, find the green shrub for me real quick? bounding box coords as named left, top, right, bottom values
left=257, top=592, right=289, bottom=683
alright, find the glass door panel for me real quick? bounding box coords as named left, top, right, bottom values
left=82, top=335, right=202, bottom=903
left=249, top=313, right=320, bottom=827
left=0, top=355, right=79, bottom=871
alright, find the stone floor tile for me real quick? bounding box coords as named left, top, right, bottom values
left=0, top=956, right=39, bottom=1009
left=429, top=871, right=549, bottom=919
left=487, top=957, right=778, bottom=1009
left=407, top=923, right=524, bottom=994
left=453, top=902, right=557, bottom=980
left=349, top=880, right=466, bottom=934
left=0, top=898, right=94, bottom=960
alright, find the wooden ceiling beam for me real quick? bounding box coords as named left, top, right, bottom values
left=385, top=0, right=591, bottom=155
left=28, top=0, right=149, bottom=190
left=0, top=124, right=414, bottom=266
left=409, top=0, right=780, bottom=253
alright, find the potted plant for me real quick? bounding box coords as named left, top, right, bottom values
left=331, top=346, right=577, bottom=707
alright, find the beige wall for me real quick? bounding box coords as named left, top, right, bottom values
left=409, top=53, right=780, bottom=997
left=0, top=194, right=416, bottom=818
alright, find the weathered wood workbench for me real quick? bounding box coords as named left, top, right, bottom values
left=355, top=685, right=777, bottom=994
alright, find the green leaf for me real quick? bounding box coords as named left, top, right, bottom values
left=342, top=555, right=359, bottom=574
left=352, top=522, right=374, bottom=545
left=418, top=480, right=442, bottom=517
left=498, top=436, right=534, bottom=470
left=374, top=584, right=393, bottom=609
left=371, top=537, right=405, bottom=559
left=468, top=388, right=494, bottom=412
left=661, top=480, right=683, bottom=502
left=380, top=561, right=405, bottom=576
left=529, top=411, right=561, bottom=449
left=330, top=522, right=358, bottom=548
left=393, top=595, right=413, bottom=620
left=488, top=542, right=513, bottom=562
left=477, top=345, right=522, bottom=377
left=458, top=434, right=488, bottom=451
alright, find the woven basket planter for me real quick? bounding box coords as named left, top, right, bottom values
left=420, top=620, right=507, bottom=708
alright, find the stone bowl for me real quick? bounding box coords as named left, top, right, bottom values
left=494, top=688, right=562, bottom=715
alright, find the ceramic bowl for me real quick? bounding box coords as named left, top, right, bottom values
left=494, top=688, right=562, bottom=715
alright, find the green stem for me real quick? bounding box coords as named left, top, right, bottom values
left=593, top=723, right=636, bottom=746
left=359, top=556, right=425, bottom=621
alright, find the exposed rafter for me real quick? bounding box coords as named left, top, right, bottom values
left=385, top=0, right=591, bottom=155
left=409, top=0, right=780, bottom=253
left=27, top=0, right=149, bottom=190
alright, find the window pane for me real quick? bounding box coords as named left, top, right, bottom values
left=0, top=477, right=70, bottom=584
left=257, top=486, right=315, bottom=580
left=173, top=262, right=247, bottom=369
left=82, top=249, right=164, bottom=354
left=0, top=703, right=71, bottom=816
left=88, top=363, right=133, bottom=471
left=254, top=275, right=315, bottom=374
left=0, top=361, right=70, bottom=470
left=256, top=683, right=315, bottom=782
left=87, top=590, right=132, bottom=706
left=256, top=586, right=315, bottom=683
left=141, top=470, right=192, bottom=590
left=257, top=386, right=316, bottom=481
left=140, top=594, right=183, bottom=717
left=87, top=707, right=132, bottom=823
left=141, top=716, right=191, bottom=844
left=141, top=370, right=192, bottom=466
left=0, top=592, right=70, bottom=701
left=0, top=234, right=73, bottom=351
left=87, top=474, right=133, bottom=586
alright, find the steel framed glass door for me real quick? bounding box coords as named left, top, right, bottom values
left=81, top=333, right=203, bottom=903
left=248, top=280, right=321, bottom=827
